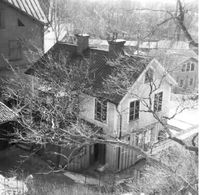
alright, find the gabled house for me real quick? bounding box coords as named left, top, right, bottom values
left=25, top=34, right=176, bottom=171
left=0, top=0, right=47, bottom=75
left=149, top=49, right=198, bottom=94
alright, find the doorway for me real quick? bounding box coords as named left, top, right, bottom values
left=90, top=143, right=106, bottom=165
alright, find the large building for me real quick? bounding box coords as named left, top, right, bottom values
left=0, top=0, right=47, bottom=75
left=26, top=34, right=176, bottom=171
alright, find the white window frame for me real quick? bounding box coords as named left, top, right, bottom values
left=154, top=92, right=163, bottom=112
left=94, top=98, right=107, bottom=123
left=129, top=100, right=140, bottom=121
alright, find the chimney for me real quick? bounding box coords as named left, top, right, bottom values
left=108, top=39, right=126, bottom=59
left=75, top=33, right=89, bottom=55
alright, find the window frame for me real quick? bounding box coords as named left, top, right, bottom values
left=189, top=78, right=193, bottom=86
left=181, top=64, right=186, bottom=72
left=94, top=98, right=107, bottom=123
left=186, top=62, right=191, bottom=71
left=129, top=100, right=140, bottom=121
left=179, top=79, right=184, bottom=87
left=9, top=40, right=22, bottom=61
left=154, top=92, right=163, bottom=112
left=144, top=68, right=154, bottom=83
left=191, top=63, right=195, bottom=71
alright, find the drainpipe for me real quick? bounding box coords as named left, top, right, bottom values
left=116, top=107, right=122, bottom=170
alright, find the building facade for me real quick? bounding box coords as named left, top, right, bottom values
left=26, top=35, right=176, bottom=171
left=0, top=0, right=47, bottom=73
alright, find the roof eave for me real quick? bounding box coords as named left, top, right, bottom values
left=2, top=1, right=48, bottom=26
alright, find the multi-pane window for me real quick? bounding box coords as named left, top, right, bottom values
left=191, top=63, right=195, bottom=71
left=129, top=100, right=140, bottom=121
left=181, top=64, right=186, bottom=72
left=182, top=62, right=195, bottom=72
left=144, top=68, right=153, bottom=83
left=186, top=63, right=190, bottom=71
left=9, top=40, right=22, bottom=60
left=154, top=92, right=163, bottom=112
left=95, top=98, right=107, bottom=123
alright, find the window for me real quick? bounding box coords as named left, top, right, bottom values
left=158, top=130, right=167, bottom=141
left=95, top=98, right=107, bottom=123
left=135, top=133, right=143, bottom=148
left=18, top=19, right=25, bottom=27
left=129, top=100, right=140, bottom=121
left=144, top=130, right=151, bottom=144
left=9, top=40, right=22, bottom=60
left=144, top=68, right=153, bottom=83
left=189, top=78, right=193, bottom=86
left=144, top=129, right=151, bottom=151
left=0, top=10, right=5, bottom=29
left=181, top=64, right=186, bottom=72
left=191, top=63, right=195, bottom=71
left=186, top=63, right=190, bottom=71
left=179, top=79, right=184, bottom=87
left=154, top=92, right=163, bottom=112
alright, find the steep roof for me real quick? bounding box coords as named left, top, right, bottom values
left=25, top=41, right=153, bottom=104
left=0, top=102, right=18, bottom=124
left=3, top=0, right=48, bottom=24
left=148, top=49, right=198, bottom=71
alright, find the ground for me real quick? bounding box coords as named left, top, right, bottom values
left=168, top=94, right=198, bottom=137
left=0, top=93, right=197, bottom=194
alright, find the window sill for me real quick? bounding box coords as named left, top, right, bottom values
left=129, top=118, right=139, bottom=123
left=94, top=118, right=107, bottom=124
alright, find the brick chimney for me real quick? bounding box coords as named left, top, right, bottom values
left=75, top=33, right=89, bottom=55
left=107, top=39, right=126, bottom=59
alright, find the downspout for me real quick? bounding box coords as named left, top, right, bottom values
left=116, top=106, right=122, bottom=170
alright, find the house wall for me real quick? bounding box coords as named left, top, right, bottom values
left=79, top=94, right=119, bottom=169
left=116, top=60, right=172, bottom=170
left=0, top=2, right=44, bottom=71
left=79, top=94, right=118, bottom=137
left=79, top=60, right=173, bottom=171
left=173, top=58, right=198, bottom=93
left=119, top=60, right=171, bottom=135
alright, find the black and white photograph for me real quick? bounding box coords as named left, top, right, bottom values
left=0, top=0, right=198, bottom=194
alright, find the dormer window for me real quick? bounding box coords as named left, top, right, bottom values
left=94, top=98, right=107, bottom=123
left=144, top=68, right=153, bottom=83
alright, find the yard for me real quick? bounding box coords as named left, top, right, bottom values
left=0, top=146, right=118, bottom=194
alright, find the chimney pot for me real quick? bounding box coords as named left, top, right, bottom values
left=108, top=39, right=126, bottom=59
left=75, top=33, right=90, bottom=55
